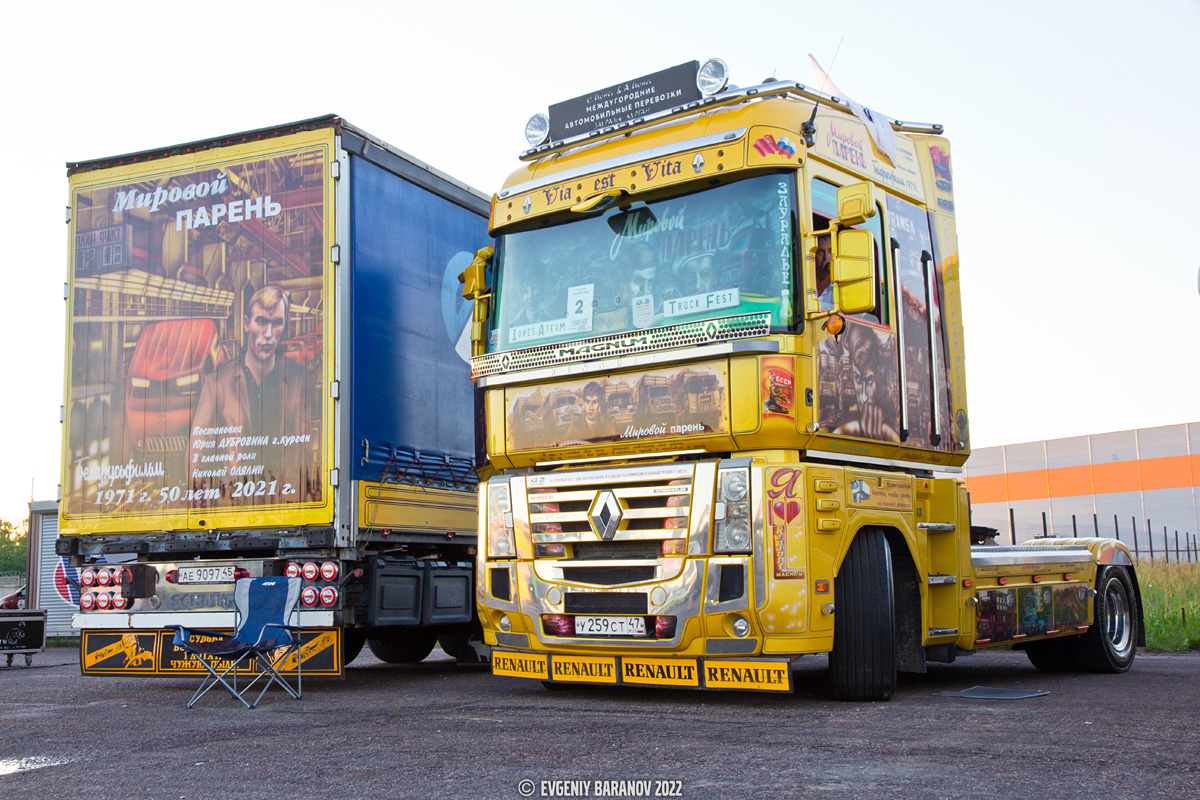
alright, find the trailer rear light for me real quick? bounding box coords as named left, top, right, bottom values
left=662, top=539, right=687, bottom=555
left=96, top=592, right=111, bottom=610
left=301, top=586, right=318, bottom=606
left=80, top=592, right=96, bottom=611
left=164, top=569, right=179, bottom=584
left=285, top=562, right=301, bottom=578
left=319, top=586, right=338, bottom=606
left=320, top=562, right=338, bottom=581
left=655, top=616, right=677, bottom=639
left=114, top=567, right=132, bottom=586
left=233, top=567, right=251, bottom=580
left=542, top=614, right=575, bottom=636
left=534, top=543, right=565, bottom=557
left=81, top=568, right=96, bottom=587
left=97, top=568, right=112, bottom=586
left=302, top=562, right=319, bottom=581
left=111, top=594, right=129, bottom=611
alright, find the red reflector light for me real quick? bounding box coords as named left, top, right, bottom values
left=1063, top=573, right=1072, bottom=581
left=97, top=568, right=112, bottom=587
left=815, top=580, right=831, bottom=594
left=111, top=594, right=128, bottom=611
left=655, top=616, right=677, bottom=639
left=96, top=592, right=111, bottom=610
left=542, top=614, right=575, bottom=636
left=80, top=592, right=96, bottom=611
left=962, top=578, right=973, bottom=588
left=997, top=577, right=1008, bottom=585
left=302, top=562, right=319, bottom=581
left=320, top=562, right=338, bottom=581
left=285, top=562, right=301, bottom=578
left=301, top=586, right=318, bottom=606
left=319, top=586, right=338, bottom=606
left=164, top=569, right=179, bottom=584
left=233, top=567, right=251, bottom=580
left=1032, top=575, right=1042, bottom=583
left=81, top=568, right=96, bottom=587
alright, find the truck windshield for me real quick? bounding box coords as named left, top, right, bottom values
left=491, top=172, right=794, bottom=351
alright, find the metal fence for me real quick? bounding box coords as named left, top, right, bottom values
left=0, top=570, right=25, bottom=592
left=1001, top=511, right=1197, bottom=562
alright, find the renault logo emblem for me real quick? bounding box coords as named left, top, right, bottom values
left=589, top=490, right=622, bottom=541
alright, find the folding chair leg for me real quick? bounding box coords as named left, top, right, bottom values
left=248, top=645, right=303, bottom=708
left=187, top=657, right=253, bottom=709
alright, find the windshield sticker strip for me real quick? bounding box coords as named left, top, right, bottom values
left=471, top=312, right=770, bottom=378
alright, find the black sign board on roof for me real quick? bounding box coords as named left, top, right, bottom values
left=548, top=61, right=701, bottom=143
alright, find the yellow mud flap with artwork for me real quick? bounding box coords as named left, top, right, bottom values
left=80, top=628, right=343, bottom=677
left=492, top=650, right=792, bottom=693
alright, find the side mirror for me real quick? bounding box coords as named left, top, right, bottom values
left=833, top=229, right=876, bottom=315
left=836, top=182, right=876, bottom=227
left=459, top=245, right=493, bottom=300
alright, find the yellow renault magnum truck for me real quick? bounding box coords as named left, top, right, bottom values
left=460, top=60, right=1142, bottom=700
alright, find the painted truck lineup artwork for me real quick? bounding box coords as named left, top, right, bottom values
left=65, top=137, right=330, bottom=519
left=504, top=362, right=727, bottom=451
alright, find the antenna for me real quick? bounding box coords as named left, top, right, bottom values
left=802, top=38, right=844, bottom=147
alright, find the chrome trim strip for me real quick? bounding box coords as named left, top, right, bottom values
left=927, top=575, right=957, bottom=585
left=970, top=547, right=1093, bottom=567
left=751, top=467, right=767, bottom=609
left=927, top=628, right=959, bottom=637
left=527, top=463, right=694, bottom=488
left=804, top=446, right=962, bottom=474
left=503, top=129, right=748, bottom=195
left=918, top=522, right=957, bottom=531
left=473, top=314, right=773, bottom=383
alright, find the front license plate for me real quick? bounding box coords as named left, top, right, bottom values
left=576, top=615, right=646, bottom=637
left=176, top=566, right=236, bottom=584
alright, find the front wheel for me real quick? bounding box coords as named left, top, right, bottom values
left=829, top=529, right=896, bottom=701
left=1069, top=567, right=1138, bottom=673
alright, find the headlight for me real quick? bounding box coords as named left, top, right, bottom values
left=721, top=471, right=748, bottom=503
left=717, top=519, right=751, bottom=552
left=487, top=483, right=515, bottom=559
left=525, top=113, right=550, bottom=147
left=696, top=57, right=730, bottom=96
left=714, top=467, right=752, bottom=553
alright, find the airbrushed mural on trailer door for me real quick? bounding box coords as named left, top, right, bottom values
left=64, top=132, right=333, bottom=527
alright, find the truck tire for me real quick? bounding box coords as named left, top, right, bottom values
left=829, top=529, right=896, bottom=701
left=439, top=621, right=490, bottom=665
left=1022, top=638, right=1069, bottom=672
left=367, top=629, right=439, bottom=664
left=1068, top=566, right=1139, bottom=673
left=343, top=628, right=366, bottom=665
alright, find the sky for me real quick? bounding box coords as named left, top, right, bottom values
left=1, top=0, right=1197, bottom=523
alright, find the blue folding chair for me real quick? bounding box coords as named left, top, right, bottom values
left=168, top=577, right=303, bottom=708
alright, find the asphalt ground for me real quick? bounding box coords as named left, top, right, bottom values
left=1, top=645, right=1197, bottom=800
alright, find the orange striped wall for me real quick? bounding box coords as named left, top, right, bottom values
left=965, top=454, right=1200, bottom=504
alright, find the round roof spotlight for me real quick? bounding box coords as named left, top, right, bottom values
left=525, top=113, right=550, bottom=147
left=696, top=58, right=730, bottom=96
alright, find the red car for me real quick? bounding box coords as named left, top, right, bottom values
left=0, top=586, right=26, bottom=609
